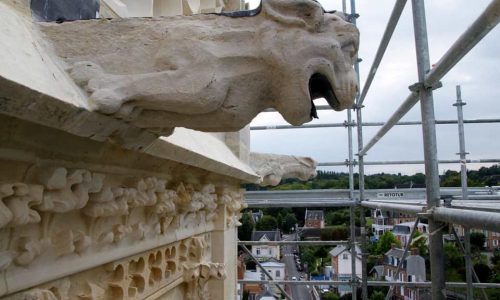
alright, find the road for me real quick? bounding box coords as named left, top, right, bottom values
left=282, top=234, right=312, bottom=300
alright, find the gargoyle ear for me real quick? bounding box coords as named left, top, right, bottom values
left=262, top=0, right=325, bottom=30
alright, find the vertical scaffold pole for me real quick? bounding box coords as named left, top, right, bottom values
left=410, top=1, right=446, bottom=300
left=349, top=0, right=367, bottom=298
left=347, top=2, right=359, bottom=299
left=348, top=106, right=357, bottom=300
left=454, top=85, right=474, bottom=300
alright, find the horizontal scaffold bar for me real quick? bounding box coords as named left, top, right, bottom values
left=237, top=280, right=500, bottom=288
left=249, top=118, right=500, bottom=130
left=238, top=240, right=350, bottom=246
left=318, top=158, right=500, bottom=166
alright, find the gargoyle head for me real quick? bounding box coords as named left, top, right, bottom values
left=260, top=0, right=359, bottom=125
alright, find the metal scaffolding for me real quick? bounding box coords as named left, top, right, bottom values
left=239, top=1, right=500, bottom=300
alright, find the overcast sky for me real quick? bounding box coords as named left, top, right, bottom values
left=247, top=0, right=500, bottom=175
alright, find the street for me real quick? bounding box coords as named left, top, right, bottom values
left=282, top=234, right=312, bottom=300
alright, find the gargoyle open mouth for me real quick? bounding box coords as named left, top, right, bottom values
left=309, top=73, right=340, bottom=118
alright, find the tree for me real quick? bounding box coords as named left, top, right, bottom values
left=323, top=292, right=340, bottom=300
left=370, top=291, right=385, bottom=300
left=256, top=215, right=278, bottom=231
left=283, top=213, right=298, bottom=233
left=238, top=212, right=254, bottom=241
left=474, top=263, right=492, bottom=283
left=374, top=231, right=401, bottom=255
left=470, top=232, right=486, bottom=251
left=411, top=231, right=428, bottom=257
left=276, top=214, right=283, bottom=231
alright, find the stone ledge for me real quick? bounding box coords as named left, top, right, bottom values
left=0, top=2, right=258, bottom=184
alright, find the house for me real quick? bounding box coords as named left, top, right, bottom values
left=392, top=222, right=428, bottom=247
left=242, top=270, right=263, bottom=300
left=259, top=288, right=278, bottom=300
left=258, top=261, right=286, bottom=296
left=304, top=209, right=325, bottom=228
left=251, top=230, right=281, bottom=261
left=242, top=261, right=285, bottom=300
left=454, top=226, right=500, bottom=251
left=251, top=210, right=264, bottom=224
left=329, top=245, right=361, bottom=296
left=384, top=248, right=426, bottom=300
left=371, top=209, right=417, bottom=241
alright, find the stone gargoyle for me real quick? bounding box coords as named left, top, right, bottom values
left=40, top=0, right=359, bottom=134
left=250, top=152, right=317, bottom=186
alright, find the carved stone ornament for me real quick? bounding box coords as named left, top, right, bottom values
left=250, top=152, right=318, bottom=186
left=40, top=0, right=359, bottom=133
left=3, top=234, right=225, bottom=300
left=0, top=165, right=245, bottom=297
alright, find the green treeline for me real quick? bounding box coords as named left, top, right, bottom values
left=245, top=164, right=500, bottom=191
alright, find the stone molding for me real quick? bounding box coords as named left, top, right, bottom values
left=2, top=233, right=225, bottom=299
left=0, top=166, right=243, bottom=297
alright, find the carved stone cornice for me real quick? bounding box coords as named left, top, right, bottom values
left=0, top=166, right=243, bottom=297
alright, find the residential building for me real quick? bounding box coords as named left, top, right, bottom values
left=454, top=226, right=500, bottom=251
left=329, top=245, right=361, bottom=296
left=258, top=261, right=286, bottom=296
left=392, top=222, right=428, bottom=247
left=251, top=230, right=281, bottom=261
left=384, top=248, right=426, bottom=300
left=251, top=210, right=264, bottom=224
left=242, top=270, right=263, bottom=300
left=304, top=209, right=325, bottom=228
left=242, top=261, right=285, bottom=300
left=371, top=209, right=416, bottom=241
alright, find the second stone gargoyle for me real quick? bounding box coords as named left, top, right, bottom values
left=40, top=0, right=359, bottom=134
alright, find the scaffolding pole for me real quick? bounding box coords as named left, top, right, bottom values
left=318, top=158, right=500, bottom=167
left=454, top=85, right=474, bottom=300
left=358, top=0, right=407, bottom=106
left=249, top=118, right=500, bottom=130
left=237, top=280, right=500, bottom=288
left=238, top=241, right=349, bottom=246
left=451, top=228, right=489, bottom=300
left=348, top=0, right=359, bottom=297
left=358, top=0, right=500, bottom=157
left=432, top=207, right=500, bottom=232
left=411, top=1, right=446, bottom=300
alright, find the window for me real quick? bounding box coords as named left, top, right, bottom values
left=276, top=270, right=280, bottom=277
left=408, top=275, right=412, bottom=282
left=494, top=239, right=499, bottom=247
left=269, top=248, right=272, bottom=255
left=256, top=248, right=260, bottom=255
left=342, top=253, right=349, bottom=260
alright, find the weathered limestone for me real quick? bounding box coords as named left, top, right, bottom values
left=40, top=0, right=359, bottom=133
left=0, top=0, right=357, bottom=298
left=249, top=152, right=318, bottom=186
left=0, top=159, right=245, bottom=298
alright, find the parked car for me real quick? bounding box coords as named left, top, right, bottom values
left=291, top=276, right=297, bottom=280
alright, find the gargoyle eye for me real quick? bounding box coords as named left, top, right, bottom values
left=341, top=42, right=357, bottom=58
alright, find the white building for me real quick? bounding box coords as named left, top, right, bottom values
left=329, top=245, right=362, bottom=296
left=251, top=230, right=281, bottom=261
left=259, top=261, right=286, bottom=297
left=392, top=222, right=428, bottom=247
